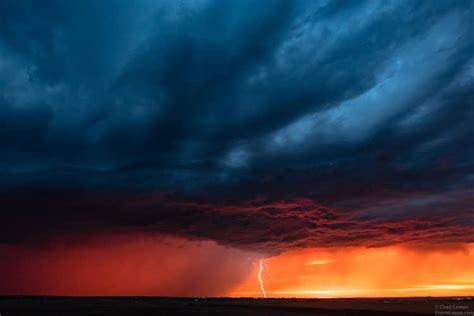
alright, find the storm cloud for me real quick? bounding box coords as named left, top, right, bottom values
left=0, top=0, right=473, bottom=253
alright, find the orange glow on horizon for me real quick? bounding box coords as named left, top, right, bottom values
left=230, top=244, right=474, bottom=298
left=2, top=234, right=473, bottom=298
left=0, top=236, right=257, bottom=296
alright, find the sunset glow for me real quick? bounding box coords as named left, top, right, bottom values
left=1, top=234, right=473, bottom=298
left=231, top=244, right=474, bottom=298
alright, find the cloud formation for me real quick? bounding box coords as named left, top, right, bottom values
left=2, top=190, right=473, bottom=254
left=0, top=0, right=473, bottom=252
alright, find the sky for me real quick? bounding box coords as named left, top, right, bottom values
left=0, top=0, right=473, bottom=297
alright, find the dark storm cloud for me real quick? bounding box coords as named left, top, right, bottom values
left=0, top=0, right=473, bottom=251
left=1, top=190, right=473, bottom=254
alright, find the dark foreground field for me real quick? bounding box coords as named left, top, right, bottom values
left=1, top=296, right=473, bottom=316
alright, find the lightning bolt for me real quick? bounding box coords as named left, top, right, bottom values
left=258, top=259, right=267, bottom=298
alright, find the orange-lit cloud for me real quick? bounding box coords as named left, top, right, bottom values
left=230, top=244, right=474, bottom=298
left=305, top=259, right=332, bottom=266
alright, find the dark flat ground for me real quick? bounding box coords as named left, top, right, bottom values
left=1, top=296, right=473, bottom=316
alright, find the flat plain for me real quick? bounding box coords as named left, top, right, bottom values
left=1, top=296, right=473, bottom=315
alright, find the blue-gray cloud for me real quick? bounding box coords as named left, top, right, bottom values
left=0, top=0, right=473, bottom=250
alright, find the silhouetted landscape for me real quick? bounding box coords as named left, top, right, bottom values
left=1, top=296, right=473, bottom=315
